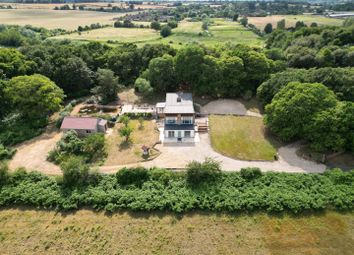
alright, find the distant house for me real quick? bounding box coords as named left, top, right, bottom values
left=60, top=116, right=107, bottom=137
left=156, top=92, right=195, bottom=143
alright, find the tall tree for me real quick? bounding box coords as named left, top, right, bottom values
left=175, top=45, right=205, bottom=88
left=147, top=54, right=176, bottom=92
left=305, top=102, right=354, bottom=152
left=265, top=82, right=337, bottom=141
left=91, top=68, right=122, bottom=104
left=5, top=74, right=64, bottom=120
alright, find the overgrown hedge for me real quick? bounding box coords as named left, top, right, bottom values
left=0, top=166, right=353, bottom=213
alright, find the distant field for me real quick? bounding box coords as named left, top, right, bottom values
left=54, top=19, right=264, bottom=47
left=0, top=209, right=353, bottom=254
left=248, top=15, right=343, bottom=30
left=0, top=2, right=167, bottom=10
left=209, top=115, right=277, bottom=161
left=158, top=19, right=264, bottom=47
left=54, top=26, right=160, bottom=42
left=0, top=9, right=135, bottom=30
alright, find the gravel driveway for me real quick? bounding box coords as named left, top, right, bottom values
left=100, top=133, right=326, bottom=174
left=9, top=132, right=62, bottom=175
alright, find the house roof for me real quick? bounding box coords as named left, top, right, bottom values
left=98, top=119, right=107, bottom=126
left=60, top=116, right=99, bottom=130
left=156, top=102, right=165, bottom=108
left=164, top=92, right=194, bottom=114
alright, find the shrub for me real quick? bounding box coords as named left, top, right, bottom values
left=116, top=167, right=149, bottom=187
left=0, top=144, right=16, bottom=160
left=160, top=25, right=172, bottom=38
left=0, top=167, right=353, bottom=213
left=240, top=167, right=262, bottom=181
left=48, top=131, right=106, bottom=164
left=60, top=156, right=89, bottom=187
left=186, top=158, right=221, bottom=186
left=0, top=162, right=9, bottom=185
left=82, top=133, right=106, bottom=162
left=149, top=168, right=172, bottom=184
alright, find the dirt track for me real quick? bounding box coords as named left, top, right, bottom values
left=9, top=132, right=62, bottom=175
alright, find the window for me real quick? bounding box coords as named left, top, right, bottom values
left=168, top=131, right=175, bottom=137
left=86, top=130, right=92, bottom=134
left=182, top=117, right=192, bottom=124
left=184, top=131, right=191, bottom=137
left=166, top=117, right=176, bottom=124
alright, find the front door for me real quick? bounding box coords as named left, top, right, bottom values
left=177, top=131, right=182, bottom=142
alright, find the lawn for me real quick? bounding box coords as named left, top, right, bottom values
left=0, top=209, right=353, bottom=254
left=104, top=119, right=159, bottom=166
left=209, top=115, right=277, bottom=161
left=248, top=14, right=343, bottom=30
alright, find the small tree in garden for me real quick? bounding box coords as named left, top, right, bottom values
left=119, top=115, right=130, bottom=127
left=119, top=126, right=133, bottom=142
left=138, top=117, right=144, bottom=129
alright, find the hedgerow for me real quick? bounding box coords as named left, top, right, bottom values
left=0, top=166, right=353, bottom=213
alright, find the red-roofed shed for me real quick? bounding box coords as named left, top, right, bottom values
left=60, top=116, right=107, bottom=136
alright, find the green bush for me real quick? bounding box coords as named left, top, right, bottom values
left=186, top=158, right=221, bottom=186
left=0, top=144, right=16, bottom=160
left=116, top=167, right=149, bottom=187
left=0, top=162, right=9, bottom=185
left=48, top=131, right=106, bottom=164
left=0, top=167, right=353, bottom=213
left=60, top=156, right=89, bottom=187
left=240, top=167, right=262, bottom=180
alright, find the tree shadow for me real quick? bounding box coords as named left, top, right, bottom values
left=118, top=140, right=133, bottom=151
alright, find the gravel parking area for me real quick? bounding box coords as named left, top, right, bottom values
left=201, top=99, right=261, bottom=117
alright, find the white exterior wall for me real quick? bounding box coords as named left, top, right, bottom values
left=163, top=130, right=195, bottom=143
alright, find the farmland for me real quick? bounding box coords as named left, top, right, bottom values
left=248, top=15, right=343, bottom=30
left=0, top=9, right=133, bottom=30
left=54, top=26, right=160, bottom=43
left=0, top=209, right=353, bottom=255
left=54, top=19, right=264, bottom=47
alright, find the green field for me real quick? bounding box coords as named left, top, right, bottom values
left=209, top=115, right=277, bottom=161
left=53, top=19, right=264, bottom=47
left=0, top=209, right=353, bottom=254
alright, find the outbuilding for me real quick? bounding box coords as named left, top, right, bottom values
left=60, top=116, right=107, bottom=137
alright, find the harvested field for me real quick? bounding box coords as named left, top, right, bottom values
left=0, top=209, right=353, bottom=255
left=0, top=9, right=135, bottom=30
left=248, top=15, right=343, bottom=30
left=54, top=27, right=160, bottom=43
